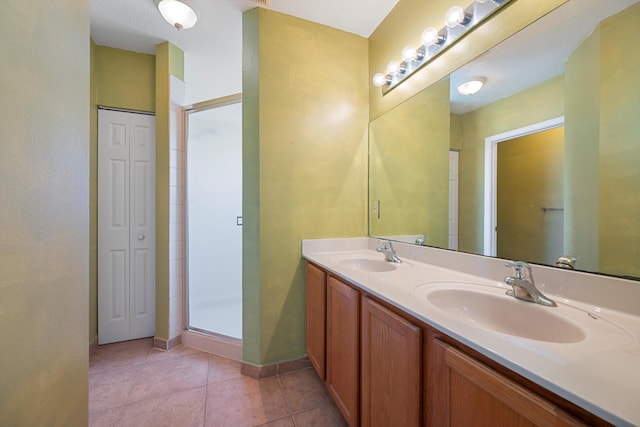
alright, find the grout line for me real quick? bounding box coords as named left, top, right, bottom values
left=276, top=373, right=295, bottom=417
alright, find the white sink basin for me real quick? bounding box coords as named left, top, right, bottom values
left=425, top=288, right=586, bottom=343
left=337, top=258, right=398, bottom=272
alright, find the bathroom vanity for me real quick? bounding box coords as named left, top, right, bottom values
left=302, top=238, right=640, bottom=427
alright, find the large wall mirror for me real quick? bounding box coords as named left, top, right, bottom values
left=369, top=0, right=640, bottom=279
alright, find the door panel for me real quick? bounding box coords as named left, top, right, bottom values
left=99, top=109, right=155, bottom=344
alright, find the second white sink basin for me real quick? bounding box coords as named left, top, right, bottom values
left=424, top=288, right=586, bottom=343
left=337, top=258, right=397, bottom=272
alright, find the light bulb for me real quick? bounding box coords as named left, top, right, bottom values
left=422, top=27, right=445, bottom=46
left=402, top=46, right=418, bottom=62
left=445, top=6, right=468, bottom=28
left=373, top=73, right=389, bottom=87
left=457, top=78, right=485, bottom=95
left=387, top=61, right=402, bottom=75
left=475, top=0, right=489, bottom=3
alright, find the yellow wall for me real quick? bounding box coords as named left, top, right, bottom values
left=0, top=0, right=90, bottom=425
left=497, top=127, right=564, bottom=265
left=94, top=45, right=156, bottom=112
left=369, top=78, right=450, bottom=245
left=368, top=0, right=567, bottom=120
left=455, top=75, right=565, bottom=254
left=243, top=8, right=369, bottom=365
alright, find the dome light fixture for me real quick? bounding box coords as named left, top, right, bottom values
left=157, top=0, right=198, bottom=30
left=457, top=77, right=486, bottom=96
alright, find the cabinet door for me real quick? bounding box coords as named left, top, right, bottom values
left=326, top=276, right=360, bottom=427
left=306, top=263, right=327, bottom=379
left=361, top=297, right=422, bottom=427
left=428, top=338, right=586, bottom=427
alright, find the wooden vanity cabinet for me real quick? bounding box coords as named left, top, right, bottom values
left=326, top=275, right=360, bottom=427
left=304, top=262, right=604, bottom=427
left=305, top=262, right=326, bottom=379
left=361, top=296, right=422, bottom=427
left=426, top=333, right=587, bottom=427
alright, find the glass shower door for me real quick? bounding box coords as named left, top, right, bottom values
left=185, top=97, right=242, bottom=339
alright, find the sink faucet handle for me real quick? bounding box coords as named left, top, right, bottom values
left=505, top=261, right=531, bottom=279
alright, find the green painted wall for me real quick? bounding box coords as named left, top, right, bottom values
left=0, top=0, right=90, bottom=425
left=369, top=78, right=450, bottom=245
left=89, top=45, right=157, bottom=345
left=564, top=28, right=600, bottom=271
left=368, top=0, right=567, bottom=120
left=89, top=39, right=98, bottom=345
left=243, top=8, right=369, bottom=365
left=456, top=75, right=565, bottom=254
left=497, top=127, right=564, bottom=265
left=95, top=46, right=156, bottom=112
left=565, top=3, right=640, bottom=277
left=598, top=4, right=640, bottom=277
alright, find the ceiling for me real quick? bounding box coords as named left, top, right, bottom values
left=90, top=0, right=399, bottom=55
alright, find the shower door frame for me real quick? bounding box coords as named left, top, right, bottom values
left=183, top=93, right=243, bottom=342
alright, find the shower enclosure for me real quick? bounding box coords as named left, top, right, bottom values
left=185, top=95, right=242, bottom=340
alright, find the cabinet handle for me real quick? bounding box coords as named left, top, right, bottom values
left=138, top=234, right=145, bottom=241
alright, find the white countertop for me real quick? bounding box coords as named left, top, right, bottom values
left=302, top=237, right=640, bottom=427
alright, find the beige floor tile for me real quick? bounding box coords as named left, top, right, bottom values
left=204, top=376, right=289, bottom=427
left=113, top=386, right=206, bottom=427
left=145, top=345, right=206, bottom=364
left=279, top=368, right=331, bottom=413
left=254, top=416, right=295, bottom=427
left=89, top=364, right=142, bottom=411
left=207, top=354, right=243, bottom=384
left=89, top=407, right=122, bottom=427
left=292, top=403, right=348, bottom=427
left=90, top=338, right=153, bottom=372
left=127, top=352, right=209, bottom=403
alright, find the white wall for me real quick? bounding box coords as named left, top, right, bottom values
left=184, top=2, right=243, bottom=105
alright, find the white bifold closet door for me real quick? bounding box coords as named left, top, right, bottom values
left=98, top=109, right=156, bottom=345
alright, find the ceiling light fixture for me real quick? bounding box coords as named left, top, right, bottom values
left=156, top=0, right=198, bottom=31
left=457, top=77, right=486, bottom=95
left=372, top=0, right=513, bottom=93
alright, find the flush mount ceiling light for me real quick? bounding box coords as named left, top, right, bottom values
left=156, top=0, right=198, bottom=30
left=372, top=0, right=511, bottom=94
left=457, top=77, right=486, bottom=95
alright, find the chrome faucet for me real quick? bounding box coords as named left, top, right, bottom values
left=555, top=256, right=577, bottom=270
left=376, top=239, right=402, bottom=263
left=504, top=261, right=556, bottom=307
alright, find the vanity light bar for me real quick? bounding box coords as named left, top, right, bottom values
left=373, top=0, right=513, bottom=95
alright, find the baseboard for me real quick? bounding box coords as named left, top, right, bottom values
left=153, top=335, right=182, bottom=351
left=241, top=357, right=312, bottom=379
left=181, top=329, right=242, bottom=361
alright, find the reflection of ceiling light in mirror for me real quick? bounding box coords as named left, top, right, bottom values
left=157, top=0, right=198, bottom=30
left=457, top=78, right=486, bottom=95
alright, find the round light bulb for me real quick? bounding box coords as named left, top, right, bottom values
left=402, top=46, right=418, bottom=62
left=373, top=73, right=389, bottom=87
left=445, top=6, right=466, bottom=28
left=475, top=0, right=490, bottom=3
left=422, top=27, right=442, bottom=46
left=387, top=61, right=402, bottom=75
left=457, top=78, right=485, bottom=95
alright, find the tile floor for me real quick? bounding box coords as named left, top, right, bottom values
left=89, top=338, right=348, bottom=427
